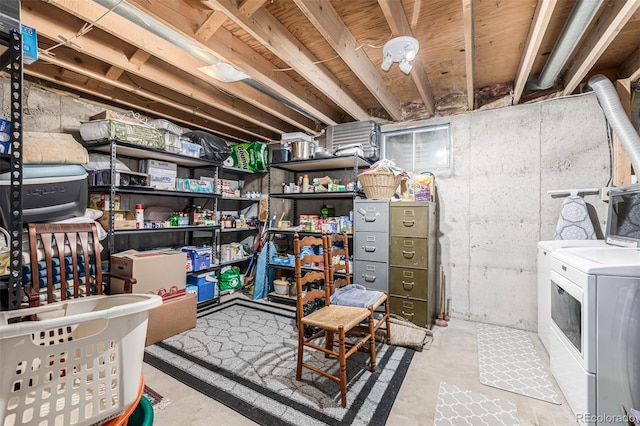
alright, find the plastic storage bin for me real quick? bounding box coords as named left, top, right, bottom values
left=0, top=294, right=162, bottom=426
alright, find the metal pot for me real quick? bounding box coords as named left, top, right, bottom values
left=271, top=148, right=291, bottom=163
left=291, top=140, right=315, bottom=160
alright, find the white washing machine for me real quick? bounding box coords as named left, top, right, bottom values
left=537, top=240, right=608, bottom=353
left=549, top=247, right=640, bottom=425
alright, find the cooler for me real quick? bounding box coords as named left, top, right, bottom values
left=0, top=164, right=88, bottom=226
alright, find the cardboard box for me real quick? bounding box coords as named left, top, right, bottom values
left=140, top=159, right=177, bottom=191
left=98, top=210, right=136, bottom=230
left=145, top=293, right=197, bottom=346
left=89, top=193, right=121, bottom=211
left=110, top=249, right=186, bottom=295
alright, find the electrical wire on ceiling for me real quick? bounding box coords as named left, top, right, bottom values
left=42, top=0, right=124, bottom=55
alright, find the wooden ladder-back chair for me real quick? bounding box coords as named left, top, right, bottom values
left=293, top=233, right=376, bottom=407
left=324, top=232, right=391, bottom=345
left=26, top=223, right=133, bottom=307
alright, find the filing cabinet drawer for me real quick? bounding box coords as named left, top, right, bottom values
left=389, top=296, right=428, bottom=328
left=389, top=267, right=427, bottom=299
left=354, top=231, right=388, bottom=263
left=353, top=260, right=388, bottom=292
left=390, top=202, right=431, bottom=237
left=389, top=237, right=428, bottom=268
left=354, top=200, right=389, bottom=233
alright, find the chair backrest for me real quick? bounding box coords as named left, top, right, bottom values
left=324, top=232, right=350, bottom=294
left=293, top=233, right=329, bottom=317
left=27, top=223, right=103, bottom=307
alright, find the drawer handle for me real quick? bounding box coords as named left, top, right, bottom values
left=401, top=311, right=414, bottom=320
left=402, top=219, right=415, bottom=226
left=364, top=245, right=376, bottom=252
left=402, top=250, right=415, bottom=259
left=364, top=216, right=377, bottom=222
left=363, top=274, right=376, bottom=282
left=402, top=280, right=414, bottom=290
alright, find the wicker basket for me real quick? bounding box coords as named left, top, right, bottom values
left=358, top=166, right=403, bottom=199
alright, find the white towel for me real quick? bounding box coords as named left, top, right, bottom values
left=553, top=195, right=596, bottom=240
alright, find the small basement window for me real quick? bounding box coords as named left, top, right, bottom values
left=382, top=123, right=451, bottom=172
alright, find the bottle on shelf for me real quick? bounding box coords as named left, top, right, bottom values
left=135, top=203, right=144, bottom=229
left=302, top=174, right=310, bottom=192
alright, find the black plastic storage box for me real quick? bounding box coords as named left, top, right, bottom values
left=0, top=164, right=88, bottom=226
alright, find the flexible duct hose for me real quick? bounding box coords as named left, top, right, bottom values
left=588, top=74, right=640, bottom=174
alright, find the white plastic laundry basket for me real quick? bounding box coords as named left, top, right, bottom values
left=0, top=294, right=162, bottom=426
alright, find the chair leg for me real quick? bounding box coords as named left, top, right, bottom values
left=296, top=324, right=304, bottom=381
left=325, top=330, right=334, bottom=358
left=384, top=296, right=391, bottom=345
left=338, top=327, right=347, bottom=407
left=368, top=310, right=377, bottom=372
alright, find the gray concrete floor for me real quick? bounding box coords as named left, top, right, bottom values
left=142, top=295, right=577, bottom=425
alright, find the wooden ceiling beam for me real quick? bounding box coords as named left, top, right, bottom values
left=513, top=0, right=557, bottom=104
left=194, top=11, right=227, bottom=42
left=21, top=7, right=294, bottom=137
left=562, top=0, right=640, bottom=95
left=128, top=48, right=151, bottom=67
left=35, top=48, right=278, bottom=141
left=238, top=0, right=267, bottom=17
left=206, top=0, right=371, bottom=121
left=105, top=65, right=124, bottom=81
left=617, top=47, right=640, bottom=82
left=40, top=0, right=315, bottom=133
left=126, top=0, right=340, bottom=129
left=295, top=0, right=402, bottom=121
left=462, top=0, right=475, bottom=110
left=27, top=65, right=259, bottom=143
left=377, top=0, right=435, bottom=116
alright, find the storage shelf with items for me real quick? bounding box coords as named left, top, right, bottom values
left=216, top=164, right=265, bottom=292
left=266, top=154, right=371, bottom=304
left=83, top=136, right=223, bottom=307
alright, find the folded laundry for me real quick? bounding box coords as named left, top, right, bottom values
left=330, top=283, right=383, bottom=308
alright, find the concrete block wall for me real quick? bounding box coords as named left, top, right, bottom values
left=384, top=93, right=610, bottom=330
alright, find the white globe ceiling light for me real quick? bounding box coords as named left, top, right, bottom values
left=381, top=36, right=419, bottom=75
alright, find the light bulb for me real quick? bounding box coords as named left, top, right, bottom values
left=399, top=59, right=413, bottom=75
left=405, top=47, right=417, bottom=62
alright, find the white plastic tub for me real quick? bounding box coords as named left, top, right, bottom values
left=0, top=294, right=162, bottom=426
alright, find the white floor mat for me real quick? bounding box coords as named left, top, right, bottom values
left=477, top=323, right=561, bottom=404
left=434, top=382, right=520, bottom=426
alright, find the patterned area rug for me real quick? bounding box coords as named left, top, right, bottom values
left=144, top=299, right=413, bottom=426
left=477, top=323, right=560, bottom=404
left=434, top=382, right=520, bottom=426
left=142, top=385, right=171, bottom=412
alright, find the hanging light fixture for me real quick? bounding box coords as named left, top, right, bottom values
left=380, top=36, right=419, bottom=75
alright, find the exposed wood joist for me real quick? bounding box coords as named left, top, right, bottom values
left=205, top=0, right=372, bottom=121
left=26, top=65, right=262, bottom=143
left=294, top=0, right=403, bottom=121
left=513, top=0, right=557, bottom=104
left=127, top=0, right=342, bottom=128
left=562, top=0, right=640, bottom=96
left=613, top=79, right=633, bottom=186
left=377, top=0, right=435, bottom=116
left=42, top=0, right=316, bottom=135
left=32, top=50, right=277, bottom=141
left=194, top=10, right=227, bottom=42
left=618, top=47, right=640, bottom=81
left=21, top=5, right=295, bottom=137
left=462, top=0, right=475, bottom=110
left=238, top=0, right=267, bottom=17
left=128, top=48, right=151, bottom=67
left=105, top=65, right=124, bottom=80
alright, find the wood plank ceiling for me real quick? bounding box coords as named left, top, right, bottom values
left=16, top=0, right=640, bottom=144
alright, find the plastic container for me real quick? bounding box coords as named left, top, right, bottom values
left=0, top=294, right=162, bottom=426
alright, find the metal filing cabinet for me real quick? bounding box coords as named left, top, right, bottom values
left=353, top=199, right=389, bottom=292
left=389, top=201, right=437, bottom=328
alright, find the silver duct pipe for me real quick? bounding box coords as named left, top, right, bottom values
left=589, top=74, right=640, bottom=174
left=527, top=0, right=604, bottom=91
